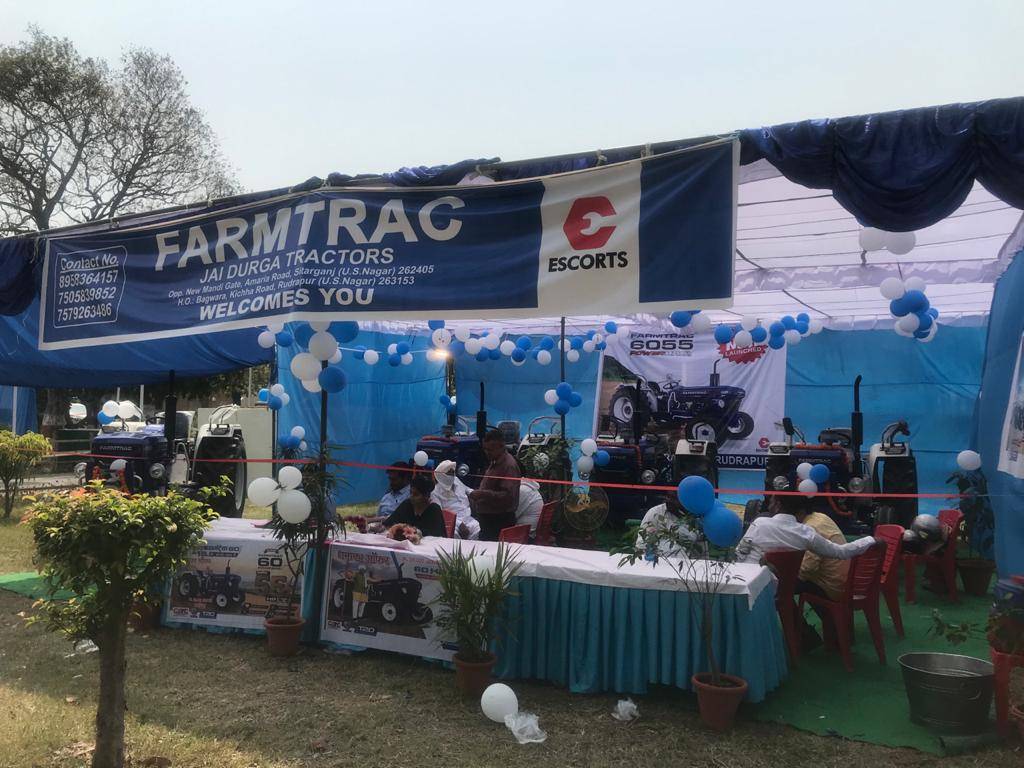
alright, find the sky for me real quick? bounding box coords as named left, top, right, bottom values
left=1, top=0, right=1022, bottom=193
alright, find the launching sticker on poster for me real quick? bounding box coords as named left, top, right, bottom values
left=164, top=522, right=304, bottom=631
left=595, top=325, right=786, bottom=469
left=321, top=541, right=453, bottom=661
left=998, top=333, right=1024, bottom=479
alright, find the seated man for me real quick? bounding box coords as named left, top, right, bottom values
left=384, top=474, right=447, bottom=538
left=798, top=510, right=851, bottom=601
left=635, top=491, right=699, bottom=558
left=468, top=429, right=521, bottom=541
left=431, top=460, right=480, bottom=540
left=515, top=479, right=544, bottom=537
left=376, top=461, right=411, bottom=518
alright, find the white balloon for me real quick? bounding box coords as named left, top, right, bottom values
left=414, top=450, right=429, bottom=467
left=363, top=349, right=380, bottom=365
left=858, top=227, right=886, bottom=252
left=280, top=392, right=290, bottom=406
left=566, top=349, right=580, bottom=363
left=290, top=426, right=306, bottom=440
left=957, top=450, right=982, bottom=471
left=499, top=340, right=516, bottom=356
left=796, top=462, right=813, bottom=480
left=277, top=490, right=311, bottom=524
left=808, top=319, right=824, bottom=334
left=290, top=352, right=322, bottom=381
left=278, top=465, right=304, bottom=490
left=257, top=330, right=276, bottom=349
left=798, top=478, right=819, bottom=497
left=897, top=313, right=921, bottom=334
left=309, top=320, right=331, bottom=332
left=879, top=277, right=906, bottom=300
left=480, top=683, right=519, bottom=724
left=783, top=329, right=802, bottom=345
left=536, top=350, right=552, bottom=366
left=308, top=331, right=339, bottom=362
left=511, top=357, right=525, bottom=367
left=740, top=316, right=758, bottom=331
left=453, top=327, right=471, bottom=343
left=559, top=339, right=570, bottom=351
left=109, top=459, right=127, bottom=473
left=592, top=333, right=604, bottom=344
left=432, top=328, right=453, bottom=348
left=299, top=440, right=307, bottom=451
left=387, top=343, right=398, bottom=355
left=464, top=338, right=483, bottom=355
left=893, top=320, right=914, bottom=338
left=301, top=378, right=322, bottom=393
left=689, top=313, right=712, bottom=333
left=270, top=383, right=285, bottom=397
left=733, top=330, right=753, bottom=348
left=247, top=477, right=281, bottom=507
left=583, top=339, right=596, bottom=353
left=401, top=353, right=413, bottom=365
left=921, top=323, right=938, bottom=343
left=482, top=333, right=501, bottom=350
left=543, top=389, right=559, bottom=406
left=102, top=400, right=120, bottom=418
left=886, top=230, right=917, bottom=255
left=577, top=455, right=594, bottom=474
left=580, top=438, right=597, bottom=456
left=903, top=276, right=927, bottom=293
left=328, top=349, right=343, bottom=364
left=117, top=401, right=136, bottom=420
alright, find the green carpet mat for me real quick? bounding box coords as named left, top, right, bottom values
left=751, top=586, right=994, bottom=754
left=0, top=571, right=71, bottom=600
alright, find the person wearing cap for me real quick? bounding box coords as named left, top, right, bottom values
left=377, top=460, right=411, bottom=518
left=431, top=460, right=480, bottom=539
left=468, top=429, right=521, bottom=541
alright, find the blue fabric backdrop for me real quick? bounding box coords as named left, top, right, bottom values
left=0, top=386, right=37, bottom=433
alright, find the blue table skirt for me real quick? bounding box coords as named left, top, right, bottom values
left=494, top=576, right=787, bottom=703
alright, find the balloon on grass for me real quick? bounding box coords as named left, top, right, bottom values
left=481, top=683, right=519, bottom=724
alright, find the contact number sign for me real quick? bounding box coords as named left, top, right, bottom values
left=52, top=247, right=126, bottom=329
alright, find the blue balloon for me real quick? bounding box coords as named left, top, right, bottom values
left=593, top=449, right=610, bottom=467
left=427, top=320, right=445, bottom=330
left=438, top=395, right=451, bottom=406
left=475, top=349, right=490, bottom=362
left=586, top=330, right=597, bottom=340
left=488, top=347, right=501, bottom=360
left=927, top=307, right=939, bottom=319
left=604, top=321, right=618, bottom=334
left=677, top=475, right=715, bottom=517
left=286, top=434, right=302, bottom=449
left=903, top=289, right=929, bottom=314
left=319, top=366, right=347, bottom=393
left=751, top=326, right=768, bottom=343
left=539, top=336, right=555, bottom=350
left=809, top=463, right=830, bottom=484
left=670, top=310, right=692, bottom=328
left=595, top=341, right=607, bottom=351
left=569, top=391, right=583, bottom=408
left=556, top=381, right=573, bottom=399
left=275, top=330, right=294, bottom=347
left=267, top=394, right=283, bottom=411
left=530, top=349, right=540, bottom=360
left=396, top=341, right=411, bottom=355
left=913, top=328, right=930, bottom=339
left=98, top=411, right=113, bottom=425
left=353, top=345, right=366, bottom=360
left=781, top=315, right=796, bottom=330
left=554, top=399, right=571, bottom=416
left=293, top=324, right=315, bottom=349
left=890, top=297, right=911, bottom=317
left=511, top=348, right=527, bottom=363
left=795, top=321, right=809, bottom=335
left=768, top=335, right=785, bottom=350
left=769, top=321, right=786, bottom=337
left=257, top=388, right=269, bottom=403
left=713, top=325, right=734, bottom=344
left=332, top=321, right=360, bottom=343
left=516, top=336, right=532, bottom=350
left=445, top=403, right=457, bottom=415
left=796, top=312, right=810, bottom=324
left=389, top=353, right=403, bottom=367
left=450, top=340, right=465, bottom=356
left=702, top=503, right=743, bottom=548
left=570, top=336, right=584, bottom=350
left=915, top=312, right=933, bottom=332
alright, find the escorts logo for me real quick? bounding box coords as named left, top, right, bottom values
left=563, top=196, right=617, bottom=250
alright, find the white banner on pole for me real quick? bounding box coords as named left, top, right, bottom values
left=998, top=333, right=1024, bottom=479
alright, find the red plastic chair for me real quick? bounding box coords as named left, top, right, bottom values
left=498, top=524, right=531, bottom=544
left=799, top=542, right=888, bottom=672
left=441, top=509, right=456, bottom=538
left=903, top=509, right=963, bottom=604
left=873, top=523, right=906, bottom=638
left=534, top=501, right=558, bottom=546
left=765, top=549, right=805, bottom=665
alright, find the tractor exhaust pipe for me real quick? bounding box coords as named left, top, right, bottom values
left=851, top=375, right=863, bottom=475
left=476, top=382, right=487, bottom=440
left=164, top=370, right=177, bottom=448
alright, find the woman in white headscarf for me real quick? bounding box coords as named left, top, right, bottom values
left=431, top=460, right=480, bottom=540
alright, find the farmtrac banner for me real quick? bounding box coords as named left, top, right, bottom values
left=998, top=332, right=1024, bottom=479
left=596, top=325, right=786, bottom=469
left=38, top=140, right=736, bottom=350
left=320, top=541, right=453, bottom=662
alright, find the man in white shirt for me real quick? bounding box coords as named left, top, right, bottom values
left=376, top=461, right=411, bottom=518
left=635, top=492, right=699, bottom=558
left=431, top=460, right=480, bottom=540
left=515, top=479, right=544, bottom=536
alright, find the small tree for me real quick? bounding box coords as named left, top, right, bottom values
left=0, top=429, right=50, bottom=517
left=947, top=467, right=995, bottom=560
left=26, top=486, right=218, bottom=768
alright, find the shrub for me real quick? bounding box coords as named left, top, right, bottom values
left=0, top=430, right=51, bottom=518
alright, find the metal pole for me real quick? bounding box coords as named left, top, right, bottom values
left=10, top=386, right=18, bottom=433
left=139, top=385, right=145, bottom=416
left=115, top=387, right=121, bottom=403
left=247, top=367, right=253, bottom=407
left=559, top=316, right=566, bottom=438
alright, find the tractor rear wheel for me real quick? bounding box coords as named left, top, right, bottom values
left=193, top=435, right=247, bottom=518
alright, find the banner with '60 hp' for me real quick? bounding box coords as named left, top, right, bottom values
left=38, top=140, right=736, bottom=350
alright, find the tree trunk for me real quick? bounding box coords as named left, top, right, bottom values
left=703, top=599, right=721, bottom=686
left=92, top=613, right=129, bottom=768
left=2, top=480, right=12, bottom=519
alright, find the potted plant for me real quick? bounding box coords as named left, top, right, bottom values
left=434, top=542, right=523, bottom=696
left=615, top=513, right=747, bottom=731
left=948, top=465, right=996, bottom=596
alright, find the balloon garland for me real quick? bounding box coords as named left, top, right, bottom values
left=880, top=276, right=939, bottom=342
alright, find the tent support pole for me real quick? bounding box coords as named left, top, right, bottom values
left=560, top=316, right=566, bottom=438
left=10, top=386, right=17, bottom=434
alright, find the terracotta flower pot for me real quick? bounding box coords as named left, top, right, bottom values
left=957, top=559, right=996, bottom=597
left=691, top=673, right=748, bottom=731
left=453, top=651, right=497, bottom=697
left=265, top=617, right=305, bottom=657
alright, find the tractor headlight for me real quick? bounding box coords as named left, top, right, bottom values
left=578, top=471, right=591, bottom=481
left=640, top=469, right=656, bottom=484
left=848, top=476, right=866, bottom=494
left=534, top=453, right=550, bottom=470
left=771, top=475, right=791, bottom=491
left=456, top=463, right=470, bottom=479
left=149, top=463, right=166, bottom=480
left=74, top=462, right=87, bottom=478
